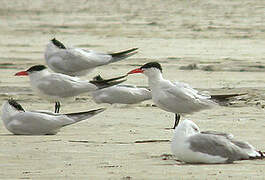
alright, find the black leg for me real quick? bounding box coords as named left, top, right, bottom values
left=57, top=102, right=60, bottom=113
left=54, top=102, right=57, bottom=113
left=55, top=102, right=61, bottom=113
left=173, top=114, right=180, bottom=129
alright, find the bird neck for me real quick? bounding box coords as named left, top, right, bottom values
left=1, top=102, right=20, bottom=124
left=147, top=72, right=164, bottom=88
left=29, top=69, right=50, bottom=82
left=45, top=42, right=60, bottom=59
left=173, top=125, right=198, bottom=139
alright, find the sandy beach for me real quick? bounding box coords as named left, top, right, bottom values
left=0, top=0, right=265, bottom=179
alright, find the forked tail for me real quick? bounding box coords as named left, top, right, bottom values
left=249, top=151, right=265, bottom=160
left=109, top=48, right=138, bottom=63
left=211, top=93, right=247, bottom=102
left=90, top=74, right=127, bottom=89
left=64, top=108, right=106, bottom=124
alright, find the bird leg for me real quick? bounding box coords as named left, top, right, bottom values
left=57, top=102, right=61, bottom=113
left=173, top=114, right=181, bottom=129
left=54, top=102, right=58, bottom=113
left=55, top=102, right=61, bottom=113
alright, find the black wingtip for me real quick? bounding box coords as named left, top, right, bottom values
left=51, top=38, right=66, bottom=49
left=211, top=93, right=248, bottom=101
left=64, top=108, right=106, bottom=123
left=7, top=99, right=25, bottom=112
left=90, top=74, right=127, bottom=88
left=109, top=48, right=139, bottom=57
left=64, top=108, right=106, bottom=116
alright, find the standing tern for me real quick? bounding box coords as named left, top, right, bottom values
left=171, top=119, right=264, bottom=164
left=127, top=62, right=217, bottom=128
left=91, top=75, right=151, bottom=104
left=1, top=99, right=105, bottom=135
left=45, top=38, right=138, bottom=76
left=15, top=65, right=126, bottom=113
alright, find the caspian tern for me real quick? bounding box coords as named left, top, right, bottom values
left=15, top=65, right=126, bottom=113
left=127, top=62, right=217, bottom=128
left=1, top=99, right=105, bottom=135
left=91, top=76, right=151, bottom=104
left=171, top=119, right=264, bottom=164
left=45, top=38, right=138, bottom=76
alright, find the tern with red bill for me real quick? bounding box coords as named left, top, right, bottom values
left=15, top=65, right=126, bottom=113
left=127, top=62, right=217, bottom=129
left=45, top=38, right=138, bottom=76
left=171, top=119, right=264, bottom=164
left=1, top=99, right=105, bottom=135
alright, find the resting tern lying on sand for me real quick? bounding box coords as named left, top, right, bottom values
left=91, top=75, right=151, bottom=105
left=171, top=119, right=264, bottom=164
left=15, top=65, right=126, bottom=113
left=1, top=99, right=105, bottom=135
left=45, top=38, right=138, bottom=76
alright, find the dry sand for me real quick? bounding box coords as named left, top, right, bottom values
left=0, top=0, right=265, bottom=179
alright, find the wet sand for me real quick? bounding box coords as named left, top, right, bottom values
left=0, top=0, right=265, bottom=179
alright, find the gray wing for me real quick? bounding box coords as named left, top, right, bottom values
left=173, top=81, right=211, bottom=99
left=230, top=140, right=254, bottom=150
left=32, top=108, right=106, bottom=123
left=47, top=49, right=112, bottom=74
left=154, top=83, right=212, bottom=113
left=31, top=110, right=61, bottom=116
left=188, top=134, right=249, bottom=162
left=168, top=82, right=213, bottom=103
left=53, top=48, right=112, bottom=68
left=35, top=74, right=96, bottom=97
left=118, top=84, right=151, bottom=91
left=92, top=85, right=151, bottom=104
left=164, top=83, right=216, bottom=112
left=200, top=131, right=256, bottom=152
left=200, top=130, right=234, bottom=139
left=8, top=112, right=74, bottom=135
left=117, top=84, right=137, bottom=88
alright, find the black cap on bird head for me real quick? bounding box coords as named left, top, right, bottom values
left=26, top=65, right=47, bottom=73
left=8, top=99, right=25, bottom=112
left=51, top=38, right=66, bottom=49
left=140, top=62, right=162, bottom=72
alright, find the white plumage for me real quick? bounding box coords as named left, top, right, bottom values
left=171, top=120, right=264, bottom=164
left=1, top=100, right=105, bottom=135
left=128, top=62, right=216, bottom=128
left=92, top=84, right=151, bottom=104
left=45, top=38, right=138, bottom=76
left=15, top=65, right=124, bottom=113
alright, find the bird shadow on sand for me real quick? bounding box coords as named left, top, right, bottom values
left=0, top=133, right=58, bottom=137
left=155, top=154, right=264, bottom=166
left=0, top=133, right=15, bottom=136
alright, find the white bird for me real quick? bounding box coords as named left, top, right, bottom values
left=127, top=62, right=216, bottom=128
left=91, top=75, right=151, bottom=104
left=171, top=119, right=264, bottom=164
left=45, top=38, right=138, bottom=76
left=15, top=65, right=126, bottom=113
left=1, top=99, right=105, bottom=135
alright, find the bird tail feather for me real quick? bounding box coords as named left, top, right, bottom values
left=248, top=151, right=265, bottom=160
left=109, top=48, right=138, bottom=63
left=64, top=108, right=106, bottom=123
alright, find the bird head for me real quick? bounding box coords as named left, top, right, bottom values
left=127, top=62, right=162, bottom=77
left=15, top=65, right=47, bottom=76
